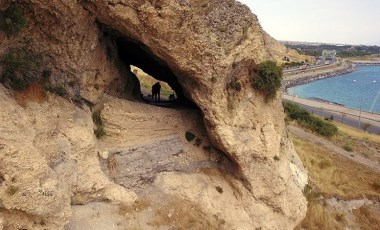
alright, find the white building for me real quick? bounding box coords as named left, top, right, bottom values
left=322, top=50, right=336, bottom=60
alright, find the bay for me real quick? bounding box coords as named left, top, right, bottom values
left=287, top=65, right=380, bottom=113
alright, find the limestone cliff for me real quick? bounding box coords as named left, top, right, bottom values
left=0, top=0, right=308, bottom=229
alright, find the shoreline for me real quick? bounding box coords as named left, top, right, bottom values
left=282, top=62, right=356, bottom=91
left=282, top=60, right=380, bottom=91
left=282, top=94, right=380, bottom=123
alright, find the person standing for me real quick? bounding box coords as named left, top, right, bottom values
left=151, top=83, right=156, bottom=102
left=156, top=82, right=161, bottom=102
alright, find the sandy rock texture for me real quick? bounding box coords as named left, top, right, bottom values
left=0, top=0, right=308, bottom=229
left=86, top=0, right=308, bottom=228
left=0, top=87, right=136, bottom=229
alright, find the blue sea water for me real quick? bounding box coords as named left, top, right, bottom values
left=287, top=65, right=380, bottom=113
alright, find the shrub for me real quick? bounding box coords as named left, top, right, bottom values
left=343, top=144, right=353, bottom=152
left=0, top=4, right=27, bottom=36
left=273, top=156, right=280, bottom=161
left=94, top=126, right=106, bottom=139
left=361, top=123, right=371, bottom=132
left=92, top=111, right=103, bottom=126
left=47, top=85, right=67, bottom=97
left=228, top=80, right=242, bottom=91
left=251, top=60, right=283, bottom=100
left=283, top=102, right=338, bottom=137
left=0, top=46, right=42, bottom=90
left=185, top=131, right=195, bottom=142
left=92, top=110, right=105, bottom=138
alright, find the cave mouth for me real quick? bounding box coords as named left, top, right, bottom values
left=131, top=65, right=177, bottom=103
left=116, top=38, right=195, bottom=107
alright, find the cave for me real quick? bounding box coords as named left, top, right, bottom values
left=116, top=37, right=190, bottom=105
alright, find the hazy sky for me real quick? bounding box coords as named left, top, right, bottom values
left=237, top=0, right=380, bottom=45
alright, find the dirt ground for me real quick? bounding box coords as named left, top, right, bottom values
left=66, top=95, right=237, bottom=229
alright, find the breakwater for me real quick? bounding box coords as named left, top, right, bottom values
left=351, top=61, right=380, bottom=66
left=282, top=62, right=356, bottom=91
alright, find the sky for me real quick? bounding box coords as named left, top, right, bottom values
left=237, top=0, right=380, bottom=46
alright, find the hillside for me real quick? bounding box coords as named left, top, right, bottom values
left=0, top=0, right=309, bottom=229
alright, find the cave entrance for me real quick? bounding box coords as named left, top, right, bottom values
left=117, top=38, right=188, bottom=106
left=131, top=65, right=176, bottom=103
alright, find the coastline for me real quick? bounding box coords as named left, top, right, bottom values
left=282, top=61, right=356, bottom=91
left=282, top=60, right=380, bottom=92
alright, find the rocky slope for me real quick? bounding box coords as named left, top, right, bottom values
left=0, top=0, right=308, bottom=229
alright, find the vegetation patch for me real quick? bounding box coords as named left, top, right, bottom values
left=250, top=60, right=282, bottom=101
left=0, top=4, right=27, bottom=36
left=284, top=102, right=338, bottom=137
left=293, top=122, right=380, bottom=229
left=215, top=186, right=223, bottom=194
left=343, top=143, right=353, bottom=152
left=92, top=110, right=105, bottom=138
left=227, top=80, right=242, bottom=91
left=46, top=85, right=67, bottom=97
left=0, top=46, right=43, bottom=91
left=330, top=122, right=380, bottom=163
left=295, top=198, right=344, bottom=230
left=94, top=126, right=106, bottom=139
left=293, top=137, right=380, bottom=198
left=318, top=159, right=332, bottom=169
left=352, top=205, right=380, bottom=229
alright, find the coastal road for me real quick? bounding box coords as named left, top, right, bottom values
left=283, top=94, right=380, bottom=134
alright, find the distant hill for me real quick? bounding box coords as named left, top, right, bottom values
left=282, top=41, right=380, bottom=58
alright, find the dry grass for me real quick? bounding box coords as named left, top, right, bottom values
left=293, top=134, right=380, bottom=229
left=293, top=137, right=380, bottom=199
left=14, top=82, right=46, bottom=106
left=330, top=121, right=380, bottom=163
left=333, top=121, right=380, bottom=144
left=353, top=205, right=380, bottom=230
left=295, top=199, right=344, bottom=230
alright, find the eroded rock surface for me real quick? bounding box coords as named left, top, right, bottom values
left=0, top=0, right=308, bottom=229
left=0, top=87, right=136, bottom=229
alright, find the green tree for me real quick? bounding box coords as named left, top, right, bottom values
left=251, top=60, right=283, bottom=101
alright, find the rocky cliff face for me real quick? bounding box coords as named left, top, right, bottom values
left=0, top=0, right=308, bottom=229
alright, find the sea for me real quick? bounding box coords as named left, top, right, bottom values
left=287, top=65, right=380, bottom=113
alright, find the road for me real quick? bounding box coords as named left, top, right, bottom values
left=283, top=94, right=380, bottom=134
